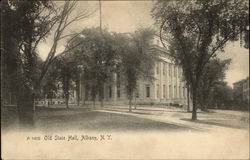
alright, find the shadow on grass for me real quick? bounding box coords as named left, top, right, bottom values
left=180, top=118, right=247, bottom=129
left=35, top=111, right=199, bottom=132
left=2, top=106, right=201, bottom=132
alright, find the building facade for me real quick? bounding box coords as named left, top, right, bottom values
left=233, top=77, right=249, bottom=103
left=80, top=35, right=188, bottom=105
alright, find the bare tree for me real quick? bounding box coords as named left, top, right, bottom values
left=2, top=0, right=92, bottom=127
left=38, top=1, right=93, bottom=86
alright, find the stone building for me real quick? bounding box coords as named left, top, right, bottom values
left=80, top=35, right=188, bottom=105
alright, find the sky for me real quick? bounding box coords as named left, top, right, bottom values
left=37, top=1, right=249, bottom=87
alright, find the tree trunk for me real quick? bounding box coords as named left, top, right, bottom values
left=65, top=88, right=69, bottom=109
left=76, top=78, right=80, bottom=106
left=77, top=93, right=80, bottom=106
left=63, top=76, right=70, bottom=109
left=99, top=82, right=104, bottom=107
left=16, top=88, right=35, bottom=128
left=50, top=97, right=53, bottom=106
left=47, top=97, right=50, bottom=107
left=129, top=96, right=132, bottom=112
left=92, top=88, right=96, bottom=109
left=9, top=92, right=12, bottom=105
left=83, top=85, right=89, bottom=106
left=48, top=91, right=53, bottom=107
left=93, top=97, right=96, bottom=109
left=80, top=72, right=85, bottom=107
left=134, top=97, right=137, bottom=109
left=191, top=88, right=197, bottom=120
left=84, top=86, right=88, bottom=105
left=65, top=92, right=69, bottom=109
left=187, top=85, right=190, bottom=112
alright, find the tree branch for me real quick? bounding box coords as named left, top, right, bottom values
left=159, top=18, right=168, bottom=49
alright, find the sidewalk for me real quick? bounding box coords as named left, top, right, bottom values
left=96, top=105, right=249, bottom=132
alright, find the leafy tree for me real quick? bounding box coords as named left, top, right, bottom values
left=1, top=0, right=91, bottom=127
left=42, top=63, right=59, bottom=107
left=197, top=58, right=231, bottom=111
left=53, top=54, right=79, bottom=109
left=73, top=27, right=118, bottom=108
left=211, top=82, right=233, bottom=109
left=117, top=27, right=157, bottom=112
left=2, top=0, right=55, bottom=126
left=152, top=0, right=249, bottom=120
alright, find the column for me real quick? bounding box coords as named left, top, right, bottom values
left=159, top=62, right=163, bottom=99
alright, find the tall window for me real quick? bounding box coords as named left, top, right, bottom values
left=136, top=89, right=139, bottom=98
left=163, top=85, right=166, bottom=98
left=166, top=85, right=168, bottom=98
left=174, top=86, right=177, bottom=98
left=174, top=65, right=177, bottom=77
left=179, top=86, right=181, bottom=98
left=179, top=67, right=182, bottom=77
left=157, top=84, right=160, bottom=98
left=183, top=87, right=186, bottom=98
left=117, top=73, right=120, bottom=98
left=165, top=63, right=168, bottom=77
left=146, top=85, right=150, bottom=98
left=163, top=63, right=166, bottom=75
left=169, top=64, right=171, bottom=76
left=169, top=85, right=172, bottom=98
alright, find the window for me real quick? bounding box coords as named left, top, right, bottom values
left=146, top=85, right=150, bottom=98
left=136, top=91, right=139, bottom=98
left=165, top=63, right=168, bottom=77
left=163, top=63, right=166, bottom=75
left=166, top=85, right=168, bottom=98
left=157, top=84, right=160, bottom=98
left=174, top=65, right=177, bottom=77
left=169, top=64, right=172, bottom=76
left=179, top=86, right=181, bottom=98
left=179, top=67, right=182, bottom=77
left=183, top=87, right=186, bottom=98
left=163, top=85, right=166, bottom=98
left=136, top=85, right=139, bottom=98
left=169, top=85, right=172, bottom=98
left=174, top=86, right=177, bottom=98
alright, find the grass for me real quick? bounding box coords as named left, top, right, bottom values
left=2, top=106, right=195, bottom=132
left=2, top=104, right=248, bottom=133
left=36, top=109, right=197, bottom=132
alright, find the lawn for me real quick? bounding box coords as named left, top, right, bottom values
left=2, top=106, right=196, bottom=133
